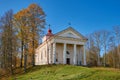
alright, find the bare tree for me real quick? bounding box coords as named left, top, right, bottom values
left=0, top=10, right=17, bottom=74
left=101, top=30, right=111, bottom=67
left=113, top=26, right=120, bottom=68
left=92, top=31, right=102, bottom=66
left=108, top=36, right=116, bottom=67
left=86, top=34, right=99, bottom=66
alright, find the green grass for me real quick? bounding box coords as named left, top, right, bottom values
left=9, top=65, right=120, bottom=80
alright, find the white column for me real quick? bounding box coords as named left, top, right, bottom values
left=73, top=44, right=77, bottom=65
left=83, top=45, right=86, bottom=65
left=53, top=43, right=56, bottom=64
left=49, top=44, right=51, bottom=64
left=63, top=43, right=66, bottom=64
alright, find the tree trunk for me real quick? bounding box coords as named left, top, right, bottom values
left=24, top=54, right=27, bottom=73
left=32, top=40, right=35, bottom=66
left=97, top=50, right=101, bottom=66
left=20, top=40, right=24, bottom=67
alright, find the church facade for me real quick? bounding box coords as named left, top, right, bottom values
left=35, top=27, right=88, bottom=65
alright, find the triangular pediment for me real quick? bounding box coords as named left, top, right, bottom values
left=54, top=27, right=87, bottom=40
left=58, top=30, right=80, bottom=38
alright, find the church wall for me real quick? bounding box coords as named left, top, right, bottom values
left=55, top=43, right=83, bottom=65
left=35, top=50, right=39, bottom=65
left=80, top=46, right=84, bottom=65
left=77, top=45, right=83, bottom=65
left=56, top=43, right=63, bottom=64
left=67, top=44, right=74, bottom=64
left=50, top=43, right=53, bottom=63
left=35, top=44, right=48, bottom=65
left=35, top=43, right=85, bottom=65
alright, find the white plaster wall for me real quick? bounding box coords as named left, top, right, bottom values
left=67, top=44, right=74, bottom=64
left=35, top=44, right=48, bottom=65
left=77, top=45, right=83, bottom=65
left=56, top=43, right=63, bottom=64
left=81, top=46, right=84, bottom=65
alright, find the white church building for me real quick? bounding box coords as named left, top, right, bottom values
left=35, top=27, right=88, bottom=65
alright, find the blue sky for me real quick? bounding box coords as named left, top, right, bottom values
left=0, top=0, right=120, bottom=35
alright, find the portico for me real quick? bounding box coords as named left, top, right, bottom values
left=49, top=41, right=86, bottom=65
left=35, top=27, right=87, bottom=65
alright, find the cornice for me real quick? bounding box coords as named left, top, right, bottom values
left=54, top=36, right=87, bottom=42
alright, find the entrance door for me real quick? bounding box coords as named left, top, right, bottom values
left=66, top=58, right=70, bottom=64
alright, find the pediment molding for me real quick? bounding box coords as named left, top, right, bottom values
left=54, top=27, right=87, bottom=41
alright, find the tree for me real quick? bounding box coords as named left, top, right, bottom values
left=0, top=10, right=17, bottom=74
left=108, top=36, right=116, bottom=67
left=101, top=30, right=111, bottom=67
left=92, top=31, right=102, bottom=66
left=86, top=34, right=98, bottom=66
left=14, top=9, right=29, bottom=68
left=13, top=4, right=45, bottom=71
left=27, top=3, right=45, bottom=66
left=14, top=9, right=30, bottom=72
left=113, top=26, right=120, bottom=68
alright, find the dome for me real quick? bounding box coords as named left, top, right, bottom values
left=46, top=28, right=53, bottom=36
left=48, top=28, right=52, bottom=33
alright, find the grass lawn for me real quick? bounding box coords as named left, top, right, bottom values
left=8, top=65, right=120, bottom=80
